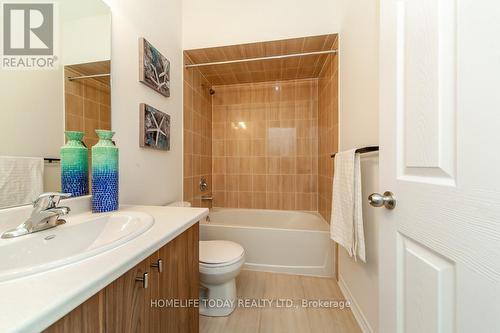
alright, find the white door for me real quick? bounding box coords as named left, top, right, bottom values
left=378, top=0, right=500, bottom=332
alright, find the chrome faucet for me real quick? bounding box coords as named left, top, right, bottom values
left=1, top=192, right=72, bottom=239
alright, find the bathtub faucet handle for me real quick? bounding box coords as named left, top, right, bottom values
left=200, top=177, right=209, bottom=192
left=201, top=195, right=213, bottom=201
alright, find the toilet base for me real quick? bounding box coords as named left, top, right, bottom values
left=199, top=279, right=237, bottom=317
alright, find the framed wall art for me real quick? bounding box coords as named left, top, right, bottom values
left=139, top=103, right=170, bottom=151
left=139, top=37, right=170, bottom=97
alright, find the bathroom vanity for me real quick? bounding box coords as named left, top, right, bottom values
left=45, top=223, right=199, bottom=333
left=0, top=201, right=208, bottom=333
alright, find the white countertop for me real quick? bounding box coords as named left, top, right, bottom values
left=0, top=203, right=208, bottom=333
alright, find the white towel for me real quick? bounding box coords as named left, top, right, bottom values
left=0, top=156, right=44, bottom=208
left=330, top=150, right=366, bottom=262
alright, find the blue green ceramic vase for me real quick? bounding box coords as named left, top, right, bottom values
left=91, top=130, right=119, bottom=212
left=60, top=131, right=88, bottom=196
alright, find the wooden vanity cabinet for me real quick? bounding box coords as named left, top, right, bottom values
left=104, top=258, right=150, bottom=332
left=45, top=223, right=199, bottom=333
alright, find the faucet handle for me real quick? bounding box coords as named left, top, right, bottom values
left=33, top=192, right=72, bottom=209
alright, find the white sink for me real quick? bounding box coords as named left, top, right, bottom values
left=0, top=211, right=154, bottom=282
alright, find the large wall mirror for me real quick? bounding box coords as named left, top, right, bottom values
left=0, top=0, right=111, bottom=209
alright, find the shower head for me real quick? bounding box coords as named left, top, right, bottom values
left=209, top=88, right=215, bottom=95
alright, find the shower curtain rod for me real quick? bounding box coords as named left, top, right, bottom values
left=67, top=73, right=111, bottom=81
left=184, top=49, right=338, bottom=68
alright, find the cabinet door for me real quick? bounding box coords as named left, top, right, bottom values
left=44, top=291, right=104, bottom=333
left=146, top=251, right=162, bottom=333
left=185, top=223, right=199, bottom=333
left=159, top=223, right=199, bottom=333
left=158, top=239, right=176, bottom=332
left=104, top=261, right=148, bottom=333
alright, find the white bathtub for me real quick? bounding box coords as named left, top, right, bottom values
left=200, top=208, right=335, bottom=277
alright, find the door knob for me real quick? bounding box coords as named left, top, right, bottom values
left=368, top=191, right=396, bottom=210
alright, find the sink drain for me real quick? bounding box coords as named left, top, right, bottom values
left=44, top=235, right=56, bottom=240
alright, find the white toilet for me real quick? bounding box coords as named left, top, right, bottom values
left=199, top=240, right=245, bottom=316
left=167, top=201, right=245, bottom=317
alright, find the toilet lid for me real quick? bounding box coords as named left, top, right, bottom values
left=200, top=240, right=244, bottom=264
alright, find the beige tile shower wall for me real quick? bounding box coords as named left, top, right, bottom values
left=64, top=66, right=111, bottom=185
left=64, top=67, right=111, bottom=148
left=317, top=53, right=339, bottom=223
left=212, top=79, right=318, bottom=211
left=183, top=61, right=213, bottom=208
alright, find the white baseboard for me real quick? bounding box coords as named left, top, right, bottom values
left=338, top=276, right=374, bottom=333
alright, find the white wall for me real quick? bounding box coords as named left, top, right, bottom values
left=182, top=0, right=340, bottom=49
left=338, top=0, right=380, bottom=332
left=62, top=14, right=111, bottom=65
left=0, top=70, right=63, bottom=158
left=103, top=0, right=183, bottom=205
left=58, top=0, right=111, bottom=65
left=338, top=2, right=379, bottom=149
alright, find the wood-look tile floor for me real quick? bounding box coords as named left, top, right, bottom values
left=200, top=270, right=362, bottom=333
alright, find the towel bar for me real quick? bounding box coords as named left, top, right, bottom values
left=330, top=146, right=379, bottom=159
left=44, top=158, right=61, bottom=164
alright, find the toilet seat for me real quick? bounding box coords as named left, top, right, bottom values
left=200, top=240, right=245, bottom=267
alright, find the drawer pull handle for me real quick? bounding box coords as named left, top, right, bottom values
left=135, top=272, right=148, bottom=289
left=151, top=259, right=163, bottom=273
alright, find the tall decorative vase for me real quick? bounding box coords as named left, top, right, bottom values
left=92, top=130, right=119, bottom=212
left=60, top=131, right=88, bottom=196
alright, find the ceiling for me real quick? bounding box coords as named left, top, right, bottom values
left=184, top=34, right=338, bottom=86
